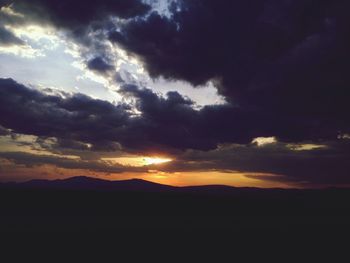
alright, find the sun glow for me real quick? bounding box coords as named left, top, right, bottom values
left=143, top=157, right=172, bottom=165
left=102, top=156, right=172, bottom=167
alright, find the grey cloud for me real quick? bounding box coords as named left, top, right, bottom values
left=1, top=0, right=150, bottom=29
left=0, top=26, right=25, bottom=46
left=160, top=140, right=350, bottom=186
left=0, top=151, right=146, bottom=174
left=0, top=125, right=11, bottom=136
left=87, top=57, right=114, bottom=73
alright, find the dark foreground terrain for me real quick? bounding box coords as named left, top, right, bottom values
left=1, top=176, right=350, bottom=234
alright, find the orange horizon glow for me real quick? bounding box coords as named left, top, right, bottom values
left=102, top=156, right=173, bottom=167
left=0, top=160, right=296, bottom=189
left=142, top=157, right=172, bottom=165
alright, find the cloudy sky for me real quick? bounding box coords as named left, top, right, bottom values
left=0, top=0, right=349, bottom=188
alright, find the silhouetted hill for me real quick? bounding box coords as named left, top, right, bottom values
left=8, top=176, right=176, bottom=192
left=1, top=176, right=350, bottom=233
left=1, top=176, right=270, bottom=195
left=0, top=176, right=282, bottom=194
left=1, top=176, right=344, bottom=195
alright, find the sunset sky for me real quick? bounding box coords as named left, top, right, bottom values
left=0, top=0, right=349, bottom=188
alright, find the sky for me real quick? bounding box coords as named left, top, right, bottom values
left=0, top=0, right=349, bottom=188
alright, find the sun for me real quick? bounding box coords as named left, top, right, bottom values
left=143, top=157, right=172, bottom=166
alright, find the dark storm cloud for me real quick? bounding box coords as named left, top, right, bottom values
left=1, top=79, right=349, bottom=184
left=2, top=0, right=349, bottom=145
left=110, top=0, right=350, bottom=142
left=0, top=26, right=24, bottom=46
left=0, top=78, right=130, bottom=151
left=87, top=57, right=114, bottom=73
left=1, top=0, right=150, bottom=29
left=0, top=78, right=254, bottom=153
left=122, top=82, right=344, bottom=147
left=1, top=78, right=345, bottom=154
left=119, top=84, right=262, bottom=150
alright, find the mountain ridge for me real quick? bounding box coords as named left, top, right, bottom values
left=1, top=176, right=348, bottom=194
left=0, top=175, right=330, bottom=193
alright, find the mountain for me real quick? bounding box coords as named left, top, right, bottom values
left=1, top=176, right=176, bottom=192
left=0, top=176, right=335, bottom=194
left=1, top=176, right=350, bottom=234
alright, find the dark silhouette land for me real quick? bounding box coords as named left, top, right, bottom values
left=1, top=176, right=350, bottom=233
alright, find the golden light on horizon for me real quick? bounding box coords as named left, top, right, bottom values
left=102, top=156, right=172, bottom=167
left=143, top=157, right=172, bottom=166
